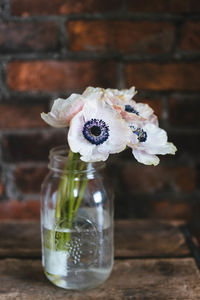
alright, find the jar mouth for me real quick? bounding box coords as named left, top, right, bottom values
left=49, top=145, right=71, bottom=162
left=49, top=145, right=105, bottom=173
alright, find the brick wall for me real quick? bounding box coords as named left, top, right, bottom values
left=0, top=0, right=200, bottom=220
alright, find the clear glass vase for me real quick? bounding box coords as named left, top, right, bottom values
left=41, top=146, right=114, bottom=290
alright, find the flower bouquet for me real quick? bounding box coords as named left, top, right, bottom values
left=40, top=86, right=176, bottom=290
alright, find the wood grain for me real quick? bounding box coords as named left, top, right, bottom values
left=0, top=258, right=199, bottom=300
left=0, top=220, right=189, bottom=258
left=115, top=219, right=189, bottom=257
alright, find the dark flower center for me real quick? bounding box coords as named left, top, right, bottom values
left=130, top=126, right=147, bottom=143
left=125, top=105, right=139, bottom=115
left=90, top=125, right=101, bottom=136
left=83, top=118, right=109, bottom=145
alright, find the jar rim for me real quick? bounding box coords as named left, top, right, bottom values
left=48, top=145, right=105, bottom=173
left=49, top=145, right=71, bottom=162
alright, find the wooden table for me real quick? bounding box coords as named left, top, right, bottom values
left=0, top=219, right=200, bottom=299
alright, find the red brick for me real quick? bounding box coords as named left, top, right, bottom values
left=149, top=199, right=193, bottom=220
left=14, top=166, right=48, bottom=193
left=127, top=0, right=200, bottom=13
left=0, top=104, right=48, bottom=129
left=2, top=130, right=67, bottom=162
left=126, top=62, right=200, bottom=91
left=180, top=22, right=200, bottom=52
left=0, top=200, right=40, bottom=219
left=0, top=22, right=58, bottom=53
left=169, top=97, right=200, bottom=127
left=68, top=21, right=174, bottom=54
left=122, top=164, right=196, bottom=194
left=7, top=60, right=117, bottom=92
left=11, top=0, right=122, bottom=16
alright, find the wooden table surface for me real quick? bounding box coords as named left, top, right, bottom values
left=0, top=219, right=200, bottom=299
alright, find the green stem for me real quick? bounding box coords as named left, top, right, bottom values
left=55, top=150, right=75, bottom=222
left=67, top=153, right=79, bottom=225
left=48, top=150, right=89, bottom=252
left=74, top=176, right=88, bottom=214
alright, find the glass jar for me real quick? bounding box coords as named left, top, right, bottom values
left=41, top=146, right=114, bottom=290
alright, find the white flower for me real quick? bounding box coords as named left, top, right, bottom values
left=83, top=86, right=137, bottom=110
left=128, top=123, right=177, bottom=166
left=40, top=86, right=177, bottom=165
left=112, top=98, right=158, bottom=126
left=127, top=101, right=159, bottom=125
left=102, top=86, right=158, bottom=125
left=82, top=86, right=104, bottom=100
left=41, top=94, right=84, bottom=128
left=68, top=98, right=131, bottom=162
left=105, top=86, right=137, bottom=106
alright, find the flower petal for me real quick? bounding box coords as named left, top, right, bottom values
left=41, top=112, right=65, bottom=128
left=82, top=87, right=104, bottom=101
left=97, top=139, right=126, bottom=154
left=143, top=123, right=168, bottom=147
left=41, top=98, right=69, bottom=128
left=81, top=149, right=109, bottom=162
left=147, top=142, right=177, bottom=155
left=121, top=110, right=146, bottom=123
left=59, top=94, right=84, bottom=124
left=68, top=111, right=95, bottom=155
left=105, top=86, right=136, bottom=104
left=41, top=96, right=84, bottom=128
left=132, top=149, right=160, bottom=166
left=134, top=102, right=154, bottom=119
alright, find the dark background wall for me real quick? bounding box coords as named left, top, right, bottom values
left=0, top=0, right=200, bottom=219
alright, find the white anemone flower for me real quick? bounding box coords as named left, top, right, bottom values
left=105, top=86, right=137, bottom=105
left=122, top=100, right=159, bottom=126
left=41, top=94, right=84, bottom=128
left=82, top=86, right=104, bottom=100
left=83, top=86, right=153, bottom=124
left=128, top=123, right=177, bottom=166
left=68, top=98, right=131, bottom=162
left=83, top=86, right=137, bottom=106
left=103, top=87, right=158, bottom=125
